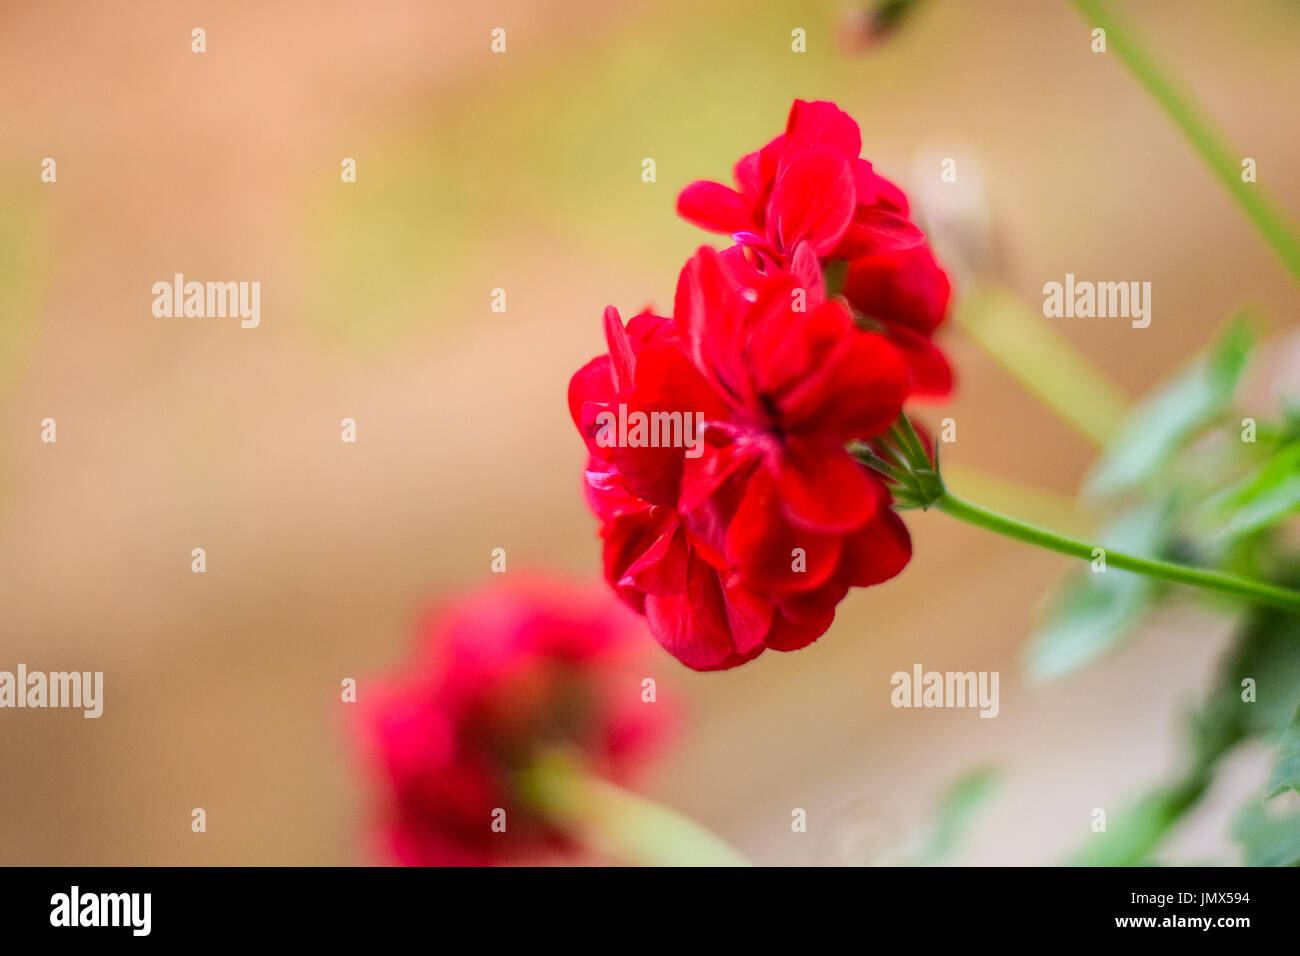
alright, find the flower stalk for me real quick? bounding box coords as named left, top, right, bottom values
left=1068, top=0, right=1300, bottom=283
left=857, top=416, right=1300, bottom=614
left=518, top=753, right=752, bottom=867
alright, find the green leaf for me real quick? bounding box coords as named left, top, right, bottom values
left=1189, top=602, right=1300, bottom=767
left=1266, top=706, right=1300, bottom=799
left=1213, top=442, right=1300, bottom=541
left=1068, top=773, right=1209, bottom=867
left=1066, top=602, right=1300, bottom=866
left=922, top=767, right=999, bottom=864
left=1086, top=318, right=1254, bottom=498
left=1023, top=504, right=1165, bottom=681
left=1233, top=798, right=1300, bottom=866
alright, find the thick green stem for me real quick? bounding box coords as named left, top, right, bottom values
left=518, top=754, right=752, bottom=867
left=937, top=491, right=1300, bottom=613
left=1069, top=0, right=1300, bottom=283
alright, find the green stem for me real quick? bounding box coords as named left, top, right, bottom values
left=518, top=754, right=752, bottom=867
left=1068, top=0, right=1300, bottom=283
left=937, top=490, right=1300, bottom=613
left=939, top=462, right=1092, bottom=538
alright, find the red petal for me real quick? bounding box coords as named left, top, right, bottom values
left=602, top=506, right=677, bottom=612
left=624, top=309, right=677, bottom=350
left=677, top=180, right=755, bottom=235
left=775, top=440, right=882, bottom=532
left=725, top=465, right=842, bottom=594
left=768, top=147, right=856, bottom=256
left=602, top=306, right=635, bottom=391
left=783, top=100, right=862, bottom=167
left=776, top=326, right=908, bottom=440
left=679, top=428, right=759, bottom=515
left=841, top=506, right=912, bottom=587
left=788, top=242, right=826, bottom=305
left=617, top=513, right=682, bottom=594
left=641, top=534, right=764, bottom=670
left=885, top=325, right=954, bottom=398
left=673, top=247, right=755, bottom=409
left=748, top=295, right=850, bottom=400
left=852, top=159, right=879, bottom=207
left=871, top=173, right=910, bottom=215
left=733, top=135, right=784, bottom=201
left=567, top=354, right=613, bottom=434
left=764, top=594, right=841, bottom=652
left=831, top=208, right=925, bottom=260
left=720, top=577, right=773, bottom=655
left=843, top=245, right=951, bottom=337
left=608, top=342, right=727, bottom=507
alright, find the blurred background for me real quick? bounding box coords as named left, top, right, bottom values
left=1, top=0, right=1298, bottom=864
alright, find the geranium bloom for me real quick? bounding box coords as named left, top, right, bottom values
left=355, top=578, right=670, bottom=865
left=568, top=248, right=912, bottom=670
left=677, top=99, right=952, bottom=396
left=569, top=306, right=774, bottom=669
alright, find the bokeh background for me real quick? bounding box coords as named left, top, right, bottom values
left=1, top=0, right=1298, bottom=864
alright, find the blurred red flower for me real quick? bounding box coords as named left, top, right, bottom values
left=355, top=578, right=670, bottom=865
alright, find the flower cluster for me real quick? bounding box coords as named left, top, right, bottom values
left=355, top=578, right=669, bottom=865
left=569, top=100, right=952, bottom=670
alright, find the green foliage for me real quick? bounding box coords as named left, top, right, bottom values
left=1209, top=442, right=1300, bottom=542
left=1086, top=317, right=1254, bottom=499
left=1195, top=604, right=1300, bottom=754
left=922, top=766, right=999, bottom=864
left=1023, top=505, right=1165, bottom=681
left=1066, top=602, right=1300, bottom=865
left=1266, top=706, right=1300, bottom=799
left=1068, top=773, right=1210, bottom=867
left=1232, top=799, right=1300, bottom=867
left=1026, top=318, right=1300, bottom=684
left=1221, top=593, right=1300, bottom=865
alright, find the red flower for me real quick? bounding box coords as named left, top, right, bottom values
left=355, top=578, right=670, bottom=865
left=676, top=99, right=953, bottom=397
left=677, top=99, right=922, bottom=260
left=569, top=305, right=776, bottom=670
left=565, top=100, right=952, bottom=671
left=568, top=249, right=912, bottom=670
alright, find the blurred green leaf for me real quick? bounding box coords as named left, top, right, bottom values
left=1069, top=773, right=1209, bottom=867
left=1067, top=592, right=1300, bottom=865
left=1233, top=798, right=1300, bottom=866
left=1211, top=442, right=1300, bottom=541
left=922, top=766, right=999, bottom=864
left=1023, top=504, right=1165, bottom=681
left=1190, top=602, right=1300, bottom=767
left=1266, top=706, right=1300, bottom=799
left=1086, top=318, right=1255, bottom=498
